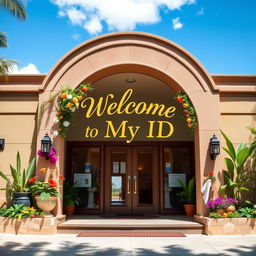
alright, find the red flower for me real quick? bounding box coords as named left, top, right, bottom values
left=209, top=172, right=214, bottom=176
left=29, top=177, right=37, bottom=183
left=177, top=97, right=183, bottom=103
left=59, top=175, right=65, bottom=180
left=49, top=179, right=57, bottom=187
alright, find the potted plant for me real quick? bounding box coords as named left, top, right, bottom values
left=177, top=176, right=196, bottom=217
left=63, top=181, right=80, bottom=217
left=29, top=168, right=64, bottom=216
left=0, top=151, right=35, bottom=206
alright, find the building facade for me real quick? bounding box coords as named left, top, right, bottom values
left=0, top=32, right=255, bottom=217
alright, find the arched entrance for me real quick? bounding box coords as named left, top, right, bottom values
left=37, top=32, right=221, bottom=216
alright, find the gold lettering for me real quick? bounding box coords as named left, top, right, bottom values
left=104, top=120, right=127, bottom=138
left=157, top=121, right=174, bottom=138
left=145, top=103, right=166, bottom=116
left=147, top=121, right=155, bottom=138
left=127, top=126, right=140, bottom=143
left=165, top=106, right=176, bottom=118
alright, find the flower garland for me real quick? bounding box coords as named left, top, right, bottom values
left=175, top=91, right=198, bottom=129
left=53, top=83, right=94, bottom=137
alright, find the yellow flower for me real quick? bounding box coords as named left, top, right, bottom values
left=72, top=97, right=78, bottom=104
left=28, top=207, right=35, bottom=211
left=40, top=168, right=46, bottom=173
left=22, top=210, right=29, bottom=214
left=67, top=102, right=73, bottom=108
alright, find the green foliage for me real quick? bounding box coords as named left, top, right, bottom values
left=238, top=207, right=256, bottom=218
left=227, top=211, right=241, bottom=218
left=0, top=0, right=26, bottom=20
left=176, top=177, right=196, bottom=204
left=220, top=130, right=256, bottom=200
left=0, top=204, right=45, bottom=220
left=30, top=181, right=60, bottom=200
left=63, top=181, right=81, bottom=206
left=0, top=151, right=35, bottom=195
left=175, top=91, right=198, bottom=129
left=208, top=211, right=242, bottom=218
left=0, top=0, right=26, bottom=76
left=0, top=57, right=18, bottom=77
left=56, top=83, right=94, bottom=137
left=208, top=212, right=222, bottom=218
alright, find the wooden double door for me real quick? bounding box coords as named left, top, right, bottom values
left=105, top=146, right=159, bottom=214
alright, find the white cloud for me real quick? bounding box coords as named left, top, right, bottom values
left=9, top=63, right=40, bottom=74
left=84, top=16, right=103, bottom=35
left=197, top=7, right=204, bottom=15
left=172, top=17, right=183, bottom=30
left=50, top=0, right=195, bottom=34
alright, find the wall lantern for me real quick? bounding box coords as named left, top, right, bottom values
left=209, top=134, right=220, bottom=160
left=0, top=139, right=5, bottom=150
left=41, top=133, right=52, bottom=159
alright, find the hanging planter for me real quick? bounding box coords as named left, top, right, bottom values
left=175, top=91, right=198, bottom=129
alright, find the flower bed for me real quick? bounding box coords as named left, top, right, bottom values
left=195, top=215, right=256, bottom=235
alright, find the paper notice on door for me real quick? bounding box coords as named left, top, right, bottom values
left=120, top=162, right=126, bottom=174
left=168, top=173, right=186, bottom=187
left=113, top=162, right=119, bottom=173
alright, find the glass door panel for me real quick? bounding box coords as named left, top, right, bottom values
left=163, top=146, right=191, bottom=209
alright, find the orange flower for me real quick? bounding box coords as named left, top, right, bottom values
left=183, top=103, right=188, bottom=108
left=29, top=177, right=37, bottom=183
left=186, top=118, right=192, bottom=123
left=39, top=168, right=46, bottom=173
left=59, top=115, right=63, bottom=120
left=187, top=123, right=192, bottom=128
left=78, top=96, right=83, bottom=101
left=66, top=102, right=73, bottom=108
left=61, top=93, right=67, bottom=99
left=72, top=97, right=78, bottom=104
left=82, top=87, right=87, bottom=93
left=58, top=128, right=62, bottom=131
left=59, top=175, right=65, bottom=180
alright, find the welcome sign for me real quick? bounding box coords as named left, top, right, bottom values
left=80, top=89, right=176, bottom=143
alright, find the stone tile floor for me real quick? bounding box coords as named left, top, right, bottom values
left=0, top=233, right=255, bottom=256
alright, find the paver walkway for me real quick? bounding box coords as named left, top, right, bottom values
left=0, top=234, right=255, bottom=256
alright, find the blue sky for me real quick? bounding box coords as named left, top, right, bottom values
left=1, top=0, right=256, bottom=74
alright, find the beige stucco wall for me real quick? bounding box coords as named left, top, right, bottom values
left=0, top=93, right=38, bottom=206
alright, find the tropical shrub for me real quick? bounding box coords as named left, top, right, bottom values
left=176, top=177, right=196, bottom=204
left=0, top=151, right=35, bottom=195
left=221, top=130, right=256, bottom=200
left=0, top=204, right=45, bottom=220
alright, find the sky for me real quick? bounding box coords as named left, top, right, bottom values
left=1, top=0, right=256, bottom=75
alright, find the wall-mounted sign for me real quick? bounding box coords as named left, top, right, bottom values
left=74, top=173, right=92, bottom=187
left=85, top=162, right=91, bottom=173
left=168, top=173, right=186, bottom=187
left=81, top=88, right=176, bottom=143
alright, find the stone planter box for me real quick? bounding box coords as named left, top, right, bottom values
left=0, top=215, right=65, bottom=235
left=195, top=215, right=256, bottom=235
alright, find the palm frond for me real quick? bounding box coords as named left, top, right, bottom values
left=0, top=0, right=26, bottom=21
left=0, top=57, right=18, bottom=77
left=0, top=32, right=8, bottom=48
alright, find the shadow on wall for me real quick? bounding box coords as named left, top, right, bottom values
left=0, top=240, right=256, bottom=256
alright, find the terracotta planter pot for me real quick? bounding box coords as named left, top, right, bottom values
left=35, top=196, right=57, bottom=216
left=184, top=204, right=196, bottom=217
left=226, top=205, right=236, bottom=213
left=65, top=205, right=75, bottom=217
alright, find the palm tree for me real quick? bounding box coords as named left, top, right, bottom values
left=0, top=0, right=26, bottom=77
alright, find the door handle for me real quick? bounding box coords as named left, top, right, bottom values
left=127, top=175, right=131, bottom=194
left=134, top=175, right=137, bottom=194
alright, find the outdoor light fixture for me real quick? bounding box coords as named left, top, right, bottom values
left=209, top=134, right=220, bottom=160
left=41, top=133, right=52, bottom=159
left=125, top=78, right=136, bottom=83
left=0, top=139, right=5, bottom=150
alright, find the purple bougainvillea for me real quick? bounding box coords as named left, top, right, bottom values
left=206, top=197, right=238, bottom=210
